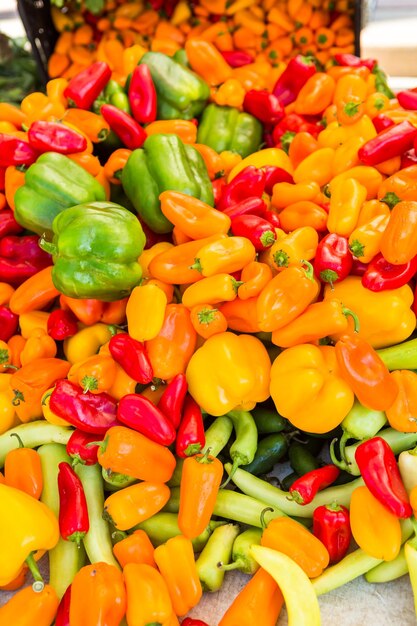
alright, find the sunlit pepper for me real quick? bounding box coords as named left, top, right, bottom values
left=160, top=191, right=231, bottom=239
left=379, top=200, right=417, bottom=265
left=113, top=530, right=156, bottom=569
left=104, top=481, right=170, bottom=531
left=4, top=433, right=43, bottom=499
left=266, top=227, right=318, bottom=271
left=124, top=563, right=173, bottom=626
left=386, top=370, right=417, bottom=433
left=327, top=177, right=367, bottom=237
left=126, top=284, right=167, bottom=343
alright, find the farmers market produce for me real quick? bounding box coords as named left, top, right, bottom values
left=3, top=0, right=417, bottom=622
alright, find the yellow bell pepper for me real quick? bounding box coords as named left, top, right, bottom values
left=41, top=387, right=70, bottom=427
left=63, top=323, right=113, bottom=365
left=0, top=374, right=19, bottom=435
left=186, top=332, right=270, bottom=416
left=329, top=166, right=383, bottom=200
left=228, top=148, right=293, bottom=182
left=270, top=344, right=354, bottom=434
left=219, top=151, right=242, bottom=176
left=324, top=276, right=415, bottom=349
left=327, top=177, right=367, bottom=237
left=126, top=284, right=168, bottom=342
left=0, top=483, right=59, bottom=586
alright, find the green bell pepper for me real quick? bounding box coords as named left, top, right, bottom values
left=197, top=103, right=263, bottom=158
left=40, top=202, right=145, bottom=301
left=139, top=51, right=210, bottom=120
left=14, top=152, right=106, bottom=236
left=93, top=80, right=131, bottom=115
left=121, top=133, right=213, bottom=234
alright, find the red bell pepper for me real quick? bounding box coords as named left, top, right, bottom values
left=361, top=252, right=417, bottom=292
left=0, top=305, right=18, bottom=342
left=158, top=373, right=188, bottom=429
left=182, top=620, right=210, bottom=626
left=55, top=585, right=71, bottom=626
left=243, top=90, right=284, bottom=126
left=312, top=503, right=351, bottom=564
left=100, top=104, right=147, bottom=150
left=289, top=465, right=340, bottom=505
left=49, top=379, right=119, bottom=434
left=66, top=429, right=101, bottom=466
left=109, top=333, right=153, bottom=385
left=230, top=214, right=276, bottom=251
left=216, top=165, right=265, bottom=212
left=263, top=165, right=294, bottom=195
left=220, top=50, right=253, bottom=67
left=272, top=113, right=321, bottom=146
left=28, top=121, right=87, bottom=155
left=58, top=462, right=89, bottom=546
left=272, top=55, right=317, bottom=106
left=64, top=61, right=112, bottom=109
left=372, top=114, right=395, bottom=134
left=313, top=232, right=353, bottom=286
left=397, top=90, right=417, bottom=111
left=223, top=196, right=267, bottom=220
left=128, top=64, right=157, bottom=125
left=117, top=393, right=176, bottom=446
left=0, top=234, right=51, bottom=286
left=358, top=121, right=417, bottom=166
left=334, top=53, right=377, bottom=72
left=176, top=394, right=205, bottom=458
left=47, top=309, right=79, bottom=341
left=0, top=210, right=23, bottom=238
left=355, top=437, right=412, bottom=519
left=0, top=135, right=39, bottom=168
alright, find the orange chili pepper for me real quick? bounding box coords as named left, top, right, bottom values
left=102, top=148, right=132, bottom=184
left=63, top=108, right=110, bottom=143
left=294, top=73, right=335, bottom=116
left=0, top=584, right=59, bottom=626
left=145, top=120, right=197, bottom=144
left=185, top=39, right=232, bottom=86
left=124, top=563, right=173, bottom=626
left=104, top=482, right=170, bottom=531
left=69, top=354, right=118, bottom=394
left=279, top=200, right=328, bottom=233
left=4, top=434, right=43, bottom=499
left=380, top=200, right=417, bottom=265
left=20, top=328, right=57, bottom=366
left=9, top=267, right=60, bottom=316
left=113, top=529, right=156, bottom=569
left=69, top=563, right=126, bottom=626
left=160, top=191, right=231, bottom=240
left=190, top=304, right=228, bottom=339
left=18, top=311, right=49, bottom=338
left=238, top=261, right=273, bottom=300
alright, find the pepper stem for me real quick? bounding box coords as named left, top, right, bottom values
left=342, top=307, right=360, bottom=333
left=189, top=258, right=203, bottom=272
left=81, top=376, right=99, bottom=393
left=329, top=437, right=350, bottom=472
left=196, top=447, right=213, bottom=464
left=10, top=432, right=24, bottom=448
left=217, top=558, right=243, bottom=571
left=12, top=389, right=24, bottom=406
left=26, top=552, right=44, bottom=590
left=220, top=458, right=240, bottom=489
left=38, top=236, right=57, bottom=255
left=260, top=506, right=275, bottom=529
left=300, top=259, right=314, bottom=281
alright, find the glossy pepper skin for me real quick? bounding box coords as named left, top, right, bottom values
left=0, top=134, right=39, bottom=168
left=104, top=481, right=170, bottom=531
left=140, top=51, right=210, bottom=120
left=157, top=373, right=188, bottom=429
left=14, top=152, right=106, bottom=236
left=117, top=394, right=176, bottom=446
left=355, top=437, right=412, bottom=518
left=57, top=461, right=89, bottom=545
left=217, top=165, right=265, bottom=212
left=313, top=233, right=353, bottom=286
left=64, top=61, right=111, bottom=109
left=4, top=434, right=43, bottom=499
left=128, top=64, right=157, bottom=125
left=243, top=90, right=284, bottom=126
left=175, top=394, right=205, bottom=458
left=380, top=200, right=417, bottom=265
left=197, top=104, right=262, bottom=159
left=41, top=202, right=145, bottom=301
left=359, top=121, right=417, bottom=166
left=362, top=252, right=417, bottom=291
left=272, top=55, right=317, bottom=106
left=47, top=309, right=78, bottom=341
left=289, top=465, right=340, bottom=505
left=312, top=504, right=352, bottom=564
left=66, top=429, right=101, bottom=466
left=100, top=105, right=147, bottom=151
left=0, top=234, right=51, bottom=287
left=109, top=333, right=153, bottom=384
left=0, top=305, right=18, bottom=342
left=122, top=134, right=213, bottom=234
left=124, top=563, right=173, bottom=626
left=28, top=121, right=87, bottom=155
left=0, top=584, right=59, bottom=626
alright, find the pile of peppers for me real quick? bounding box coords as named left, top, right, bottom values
left=3, top=2, right=417, bottom=623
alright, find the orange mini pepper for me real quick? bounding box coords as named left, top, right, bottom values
left=69, top=354, right=118, bottom=394
left=288, top=132, right=319, bottom=169
left=348, top=214, right=389, bottom=263
left=7, top=335, right=26, bottom=369
left=4, top=433, right=43, bottom=499
left=139, top=242, right=174, bottom=280
left=185, top=39, right=232, bottom=86
left=279, top=200, right=328, bottom=233
left=190, top=304, right=228, bottom=339
left=124, top=563, right=173, bottom=626
left=104, top=482, right=170, bottom=531
left=293, top=147, right=335, bottom=186
left=220, top=296, right=261, bottom=333
left=126, top=284, right=167, bottom=343
left=385, top=370, right=417, bottom=433
left=113, top=530, right=156, bottom=569
left=294, top=73, right=335, bottom=116
left=0, top=584, right=59, bottom=626
left=9, top=267, right=60, bottom=316
left=238, top=261, right=273, bottom=300
left=160, top=191, right=231, bottom=240
left=377, top=165, right=417, bottom=204
left=380, top=200, right=417, bottom=265
left=192, top=236, right=256, bottom=276
left=20, top=328, right=57, bottom=366
left=63, top=109, right=110, bottom=143
left=271, top=181, right=321, bottom=211
left=356, top=199, right=390, bottom=226
left=330, top=166, right=383, bottom=200
left=182, top=273, right=240, bottom=308
left=0, top=282, right=15, bottom=306
left=103, top=148, right=132, bottom=184
left=146, top=120, right=197, bottom=144
left=327, top=177, right=367, bottom=237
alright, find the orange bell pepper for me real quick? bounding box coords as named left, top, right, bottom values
left=182, top=273, right=240, bottom=308
left=192, top=236, right=256, bottom=276
left=124, top=563, right=173, bottom=626
left=219, top=296, right=261, bottom=333
left=0, top=584, right=59, bottom=626
left=380, top=200, right=417, bottom=264
left=327, top=177, right=367, bottom=237
left=190, top=304, right=228, bottom=339
left=126, top=284, right=167, bottom=343
left=103, top=148, right=132, bottom=184
left=160, top=191, right=231, bottom=240
left=9, top=267, right=60, bottom=316
left=4, top=435, right=43, bottom=499
left=385, top=370, right=417, bottom=433
left=59, top=295, right=103, bottom=326
left=104, top=482, right=170, bottom=531
left=113, top=529, right=156, bottom=569
left=146, top=120, right=197, bottom=144
left=238, top=261, right=273, bottom=300
left=294, top=73, right=335, bottom=116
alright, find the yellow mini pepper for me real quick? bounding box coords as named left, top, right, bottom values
left=327, top=177, right=367, bottom=237
left=126, top=284, right=167, bottom=342
left=64, top=323, right=113, bottom=365
left=0, top=374, right=19, bottom=435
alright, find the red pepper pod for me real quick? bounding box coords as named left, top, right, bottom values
left=259, top=208, right=281, bottom=229
left=355, top=437, right=412, bottom=518
left=212, top=177, right=226, bottom=206
left=216, top=166, right=265, bottom=212
left=0, top=134, right=39, bottom=167
left=313, top=232, right=353, bottom=286
left=312, top=503, right=352, bottom=564
left=128, top=64, right=157, bottom=125
left=175, top=394, right=205, bottom=458
left=109, top=333, right=153, bottom=384
left=55, top=585, right=71, bottom=626
left=58, top=461, right=90, bottom=545
left=182, top=619, right=210, bottom=626
left=223, top=196, right=267, bottom=220
left=350, top=258, right=368, bottom=277
left=243, top=90, right=284, bottom=126
left=158, top=373, right=188, bottom=429
left=358, top=121, right=417, bottom=166
left=220, top=50, right=253, bottom=67
left=272, top=55, right=317, bottom=106
left=230, top=214, right=276, bottom=251
left=66, top=429, right=102, bottom=466
left=272, top=113, right=315, bottom=145
left=0, top=258, right=51, bottom=287
left=117, top=393, right=176, bottom=446
left=402, top=149, right=417, bottom=169
left=397, top=90, right=417, bottom=111
left=289, top=465, right=340, bottom=505
left=0, top=210, right=23, bottom=238
left=263, top=165, right=294, bottom=195
left=0, top=305, right=18, bottom=342
left=28, top=121, right=87, bottom=155
left=100, top=104, right=147, bottom=150
left=0, top=234, right=50, bottom=263
left=361, top=252, right=417, bottom=291
left=0, top=166, right=6, bottom=192
left=49, top=379, right=119, bottom=434
left=372, top=114, right=395, bottom=134
left=64, top=61, right=112, bottom=109
left=47, top=309, right=79, bottom=341
left=334, top=53, right=377, bottom=71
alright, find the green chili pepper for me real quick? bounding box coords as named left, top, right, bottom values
left=104, top=80, right=131, bottom=114
left=341, top=400, right=387, bottom=440
left=281, top=471, right=299, bottom=491
left=398, top=448, right=417, bottom=494
left=288, top=441, right=321, bottom=476
left=365, top=547, right=408, bottom=583
left=196, top=523, right=240, bottom=592
left=202, top=415, right=233, bottom=457
left=167, top=458, right=185, bottom=488
left=136, top=512, right=218, bottom=552
left=242, top=433, right=288, bottom=476
left=0, top=421, right=72, bottom=467
left=101, top=467, right=138, bottom=491
left=252, top=407, right=287, bottom=434
left=222, top=409, right=258, bottom=487
left=38, top=443, right=86, bottom=598
left=377, top=337, right=417, bottom=370
left=218, top=527, right=262, bottom=574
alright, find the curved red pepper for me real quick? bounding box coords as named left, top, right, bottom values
left=230, top=213, right=276, bottom=251
left=313, top=232, right=353, bottom=286
left=47, top=309, right=79, bottom=341
left=372, top=114, right=395, bottom=134
left=259, top=208, right=281, bottom=229
left=55, top=584, right=71, bottom=626
left=66, top=429, right=102, bottom=466
left=355, top=437, right=412, bottom=519
left=220, top=50, right=253, bottom=67
left=117, top=393, right=176, bottom=446
left=397, top=90, right=417, bottom=111
left=334, top=53, right=377, bottom=71
left=0, top=135, right=39, bottom=168
left=217, top=165, right=265, bottom=212
left=49, top=379, right=119, bottom=434
left=289, top=465, right=340, bottom=505
left=263, top=165, right=294, bottom=195
left=272, top=55, right=317, bottom=106
left=182, top=619, right=210, bottom=626
left=176, top=394, right=205, bottom=458
left=223, top=196, right=267, bottom=220
left=0, top=305, right=18, bottom=342
left=58, top=462, right=89, bottom=545
left=28, top=121, right=87, bottom=155
left=402, top=149, right=417, bottom=169
left=359, top=121, right=417, bottom=166
left=158, top=373, right=188, bottom=429
left=100, top=104, right=147, bottom=150
left=243, top=90, right=284, bottom=126
left=361, top=252, right=417, bottom=292
left=64, top=61, right=112, bottom=109
left=313, top=503, right=351, bottom=564
left=109, top=333, right=153, bottom=385
left=128, top=64, right=157, bottom=125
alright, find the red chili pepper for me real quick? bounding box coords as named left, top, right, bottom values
left=66, top=429, right=101, bottom=466
left=243, top=90, right=284, bottom=126
left=259, top=208, right=281, bottom=229
left=217, top=166, right=265, bottom=212
left=312, top=503, right=351, bottom=564
left=162, top=0, right=179, bottom=17
left=230, top=214, right=276, bottom=251
left=148, top=0, right=164, bottom=8
left=289, top=465, right=340, bottom=505
left=128, top=64, right=157, bottom=125
left=350, top=258, right=368, bottom=277
left=272, top=55, right=317, bottom=106
left=355, top=437, right=412, bottom=519
left=55, top=584, right=71, bottom=626
left=0, top=234, right=51, bottom=286
left=263, top=165, right=294, bottom=195
left=0, top=166, right=6, bottom=192
left=0, top=305, right=18, bottom=342
left=176, top=394, right=205, bottom=458
left=49, top=379, right=119, bottom=434
left=47, top=309, right=79, bottom=341
left=223, top=196, right=267, bottom=220
left=313, top=232, right=353, bottom=286
left=220, top=50, right=253, bottom=67
left=158, top=373, right=188, bottom=429
left=372, top=114, right=395, bottom=134
left=58, top=461, right=89, bottom=546
left=117, top=393, right=176, bottom=446
left=212, top=177, right=226, bottom=206
left=334, top=53, right=377, bottom=71
left=109, top=333, right=153, bottom=385
left=0, top=134, right=39, bottom=168
left=402, top=149, right=417, bottom=169
left=0, top=210, right=23, bottom=238
left=182, top=619, right=210, bottom=626
left=28, top=121, right=87, bottom=155
left=358, top=121, right=417, bottom=166
left=397, top=90, right=417, bottom=111
left=361, top=252, right=417, bottom=292
left=100, top=104, right=147, bottom=150
left=272, top=113, right=321, bottom=146
left=64, top=61, right=112, bottom=109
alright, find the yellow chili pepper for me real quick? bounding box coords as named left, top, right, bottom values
left=228, top=148, right=293, bottom=182
left=327, top=177, right=367, bottom=237
left=126, top=284, right=168, bottom=342
left=182, top=273, right=240, bottom=308
left=63, top=323, right=113, bottom=365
